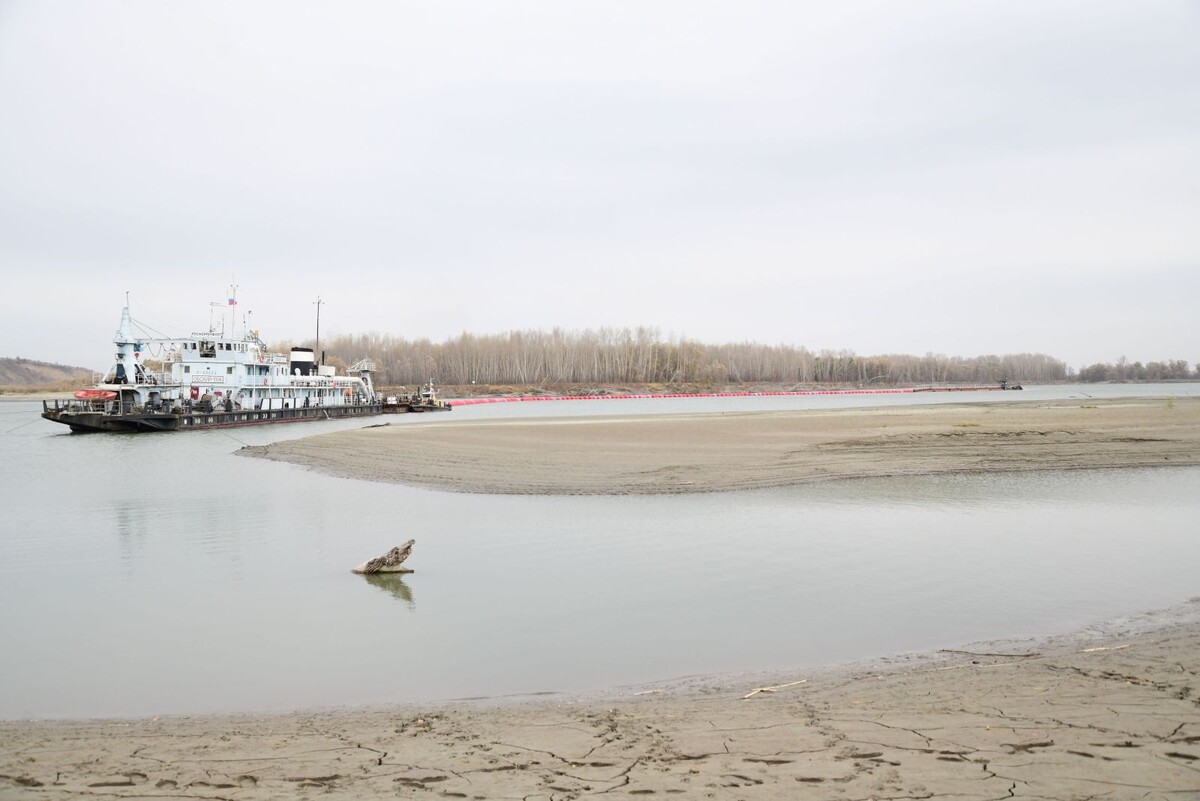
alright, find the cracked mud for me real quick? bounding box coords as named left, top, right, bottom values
left=3, top=616, right=1198, bottom=799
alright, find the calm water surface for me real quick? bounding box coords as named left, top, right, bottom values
left=1, top=384, right=1197, bottom=719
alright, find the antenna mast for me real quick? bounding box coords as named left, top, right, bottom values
left=313, top=296, right=325, bottom=364
left=227, top=282, right=238, bottom=337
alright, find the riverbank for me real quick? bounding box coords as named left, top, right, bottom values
left=240, top=396, right=1200, bottom=495
left=3, top=602, right=1198, bottom=799
left=0, top=392, right=70, bottom=402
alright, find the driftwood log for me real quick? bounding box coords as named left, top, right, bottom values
left=352, top=540, right=415, bottom=574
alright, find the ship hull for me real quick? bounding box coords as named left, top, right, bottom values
left=381, top=402, right=453, bottom=414
left=42, top=403, right=382, bottom=433
left=408, top=403, right=452, bottom=413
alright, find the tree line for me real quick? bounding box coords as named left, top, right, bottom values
left=1076, top=357, right=1195, bottom=382
left=283, top=327, right=1074, bottom=388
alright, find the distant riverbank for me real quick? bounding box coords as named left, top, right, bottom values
left=0, top=391, right=71, bottom=402
left=241, top=396, right=1200, bottom=495
left=390, top=378, right=1200, bottom=399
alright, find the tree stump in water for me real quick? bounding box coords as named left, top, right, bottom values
left=352, top=540, right=415, bottom=574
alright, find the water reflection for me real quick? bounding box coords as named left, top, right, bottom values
left=115, top=502, right=147, bottom=544
left=363, top=573, right=416, bottom=608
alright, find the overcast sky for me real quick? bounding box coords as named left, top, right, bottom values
left=1, top=1, right=1196, bottom=371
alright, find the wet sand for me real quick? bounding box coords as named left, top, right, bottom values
left=240, top=397, right=1200, bottom=494
left=3, top=603, right=1198, bottom=799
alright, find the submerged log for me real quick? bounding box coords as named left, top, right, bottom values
left=352, top=540, right=415, bottom=574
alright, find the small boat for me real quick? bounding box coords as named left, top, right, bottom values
left=381, top=380, right=453, bottom=414
left=42, top=288, right=383, bottom=433
left=74, top=389, right=117, bottom=401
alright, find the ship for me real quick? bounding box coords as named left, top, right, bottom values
left=41, top=290, right=383, bottom=433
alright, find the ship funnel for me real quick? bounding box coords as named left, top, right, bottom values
left=289, top=347, right=315, bottom=377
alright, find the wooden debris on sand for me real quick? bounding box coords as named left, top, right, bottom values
left=741, top=679, right=807, bottom=699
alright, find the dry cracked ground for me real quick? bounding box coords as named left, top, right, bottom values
left=3, top=624, right=1198, bottom=800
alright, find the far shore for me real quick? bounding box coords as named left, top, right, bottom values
left=3, top=602, right=1198, bottom=799
left=0, top=391, right=71, bottom=402
left=240, top=396, right=1200, bottom=495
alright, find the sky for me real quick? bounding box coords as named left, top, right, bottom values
left=1, top=1, right=1197, bottom=371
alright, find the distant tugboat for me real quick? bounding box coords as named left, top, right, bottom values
left=42, top=288, right=383, bottom=433
left=381, top=380, right=453, bottom=414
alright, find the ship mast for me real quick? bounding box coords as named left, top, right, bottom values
left=112, top=292, right=137, bottom=385
left=313, top=296, right=324, bottom=364
left=227, top=283, right=238, bottom=338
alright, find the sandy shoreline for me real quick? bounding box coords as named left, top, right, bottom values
left=3, top=603, right=1198, bottom=799
left=240, top=396, right=1200, bottom=494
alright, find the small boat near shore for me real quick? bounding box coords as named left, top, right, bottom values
left=42, top=289, right=383, bottom=433
left=381, top=380, right=453, bottom=414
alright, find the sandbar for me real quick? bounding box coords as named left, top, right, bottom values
left=239, top=397, right=1200, bottom=494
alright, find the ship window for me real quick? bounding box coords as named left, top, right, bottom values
left=199, top=341, right=216, bottom=358
left=227, top=367, right=234, bottom=375
left=183, top=366, right=190, bottom=374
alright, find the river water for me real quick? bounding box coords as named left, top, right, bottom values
left=1, top=384, right=1197, bottom=719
